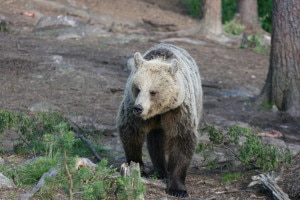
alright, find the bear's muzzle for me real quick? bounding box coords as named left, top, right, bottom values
left=133, top=104, right=143, bottom=116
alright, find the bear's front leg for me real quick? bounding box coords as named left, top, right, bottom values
left=118, top=123, right=146, bottom=175
left=166, top=134, right=196, bottom=198
left=147, top=128, right=168, bottom=179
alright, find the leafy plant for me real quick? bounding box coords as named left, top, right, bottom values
left=240, top=33, right=269, bottom=53
left=258, top=0, right=272, bottom=32
left=222, top=0, right=237, bottom=23
left=198, top=125, right=292, bottom=172
left=224, top=21, right=245, bottom=35
left=183, top=0, right=202, bottom=19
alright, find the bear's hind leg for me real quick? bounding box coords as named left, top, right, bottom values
left=147, top=129, right=167, bottom=179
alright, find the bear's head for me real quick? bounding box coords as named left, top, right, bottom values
left=130, top=52, right=184, bottom=120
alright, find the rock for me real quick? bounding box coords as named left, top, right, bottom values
left=57, top=33, right=82, bottom=40
left=220, top=85, right=260, bottom=99
left=0, top=173, right=15, bottom=189
left=20, top=167, right=58, bottom=200
left=31, top=0, right=91, bottom=22
left=0, top=157, right=4, bottom=165
left=28, top=102, right=61, bottom=112
left=287, top=143, right=300, bottom=156
left=75, top=157, right=96, bottom=169
left=34, top=15, right=85, bottom=31
left=160, top=37, right=207, bottom=46
left=261, top=137, right=287, bottom=148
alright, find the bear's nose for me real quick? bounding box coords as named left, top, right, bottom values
left=133, top=104, right=143, bottom=116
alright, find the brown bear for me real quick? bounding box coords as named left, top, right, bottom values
left=117, top=43, right=202, bottom=197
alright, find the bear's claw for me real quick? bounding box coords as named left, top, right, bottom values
left=166, top=189, right=188, bottom=198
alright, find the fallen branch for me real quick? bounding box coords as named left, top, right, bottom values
left=20, top=167, right=59, bottom=200
left=67, top=119, right=103, bottom=162
left=248, top=171, right=290, bottom=200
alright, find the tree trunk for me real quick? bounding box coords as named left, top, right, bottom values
left=238, top=0, right=259, bottom=31
left=202, top=0, right=222, bottom=35
left=259, top=0, right=300, bottom=117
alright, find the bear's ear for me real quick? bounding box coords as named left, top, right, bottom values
left=134, top=52, right=144, bottom=69
left=168, top=59, right=178, bottom=75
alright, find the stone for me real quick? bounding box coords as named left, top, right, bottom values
left=0, top=173, right=15, bottom=189
left=28, top=102, right=61, bottom=112
left=0, top=157, right=4, bottom=165
left=34, top=15, right=85, bottom=33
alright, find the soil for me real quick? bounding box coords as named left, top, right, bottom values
left=0, top=0, right=299, bottom=199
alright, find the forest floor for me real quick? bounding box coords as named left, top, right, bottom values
left=0, top=0, right=300, bottom=199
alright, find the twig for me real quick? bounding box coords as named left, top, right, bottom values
left=222, top=144, right=259, bottom=169
left=64, top=149, right=73, bottom=200
left=67, top=119, right=103, bottom=162
left=202, top=83, right=222, bottom=89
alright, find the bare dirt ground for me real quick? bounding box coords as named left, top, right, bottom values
left=0, top=0, right=300, bottom=199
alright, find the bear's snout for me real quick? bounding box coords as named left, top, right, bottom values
left=133, top=104, right=143, bottom=116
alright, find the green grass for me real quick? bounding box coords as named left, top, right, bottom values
left=0, top=110, right=146, bottom=199
left=221, top=172, right=242, bottom=184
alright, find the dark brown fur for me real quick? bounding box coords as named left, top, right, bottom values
left=117, top=43, right=202, bottom=198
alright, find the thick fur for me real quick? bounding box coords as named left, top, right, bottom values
left=117, top=43, right=202, bottom=198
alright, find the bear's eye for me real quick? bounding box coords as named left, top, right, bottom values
left=134, top=87, right=140, bottom=95
left=150, top=91, right=157, bottom=97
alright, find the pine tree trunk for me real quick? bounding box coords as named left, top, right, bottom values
left=260, top=0, right=300, bottom=117
left=203, top=0, right=222, bottom=35
left=238, top=0, right=259, bottom=31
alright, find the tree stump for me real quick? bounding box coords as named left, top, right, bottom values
left=120, top=162, right=145, bottom=200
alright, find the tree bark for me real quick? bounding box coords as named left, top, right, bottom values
left=259, top=0, right=300, bottom=117
left=202, top=0, right=222, bottom=35
left=238, top=0, right=259, bottom=32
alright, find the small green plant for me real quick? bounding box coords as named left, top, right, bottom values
left=0, top=110, right=146, bottom=199
left=239, top=134, right=292, bottom=171
left=260, top=102, right=273, bottom=110
left=0, top=110, right=69, bottom=155
left=149, top=171, right=160, bottom=180
left=241, top=33, right=269, bottom=53
left=258, top=0, right=272, bottom=32
left=221, top=172, right=242, bottom=184
left=0, top=21, right=9, bottom=32
left=224, top=21, right=245, bottom=35
left=198, top=125, right=292, bottom=172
